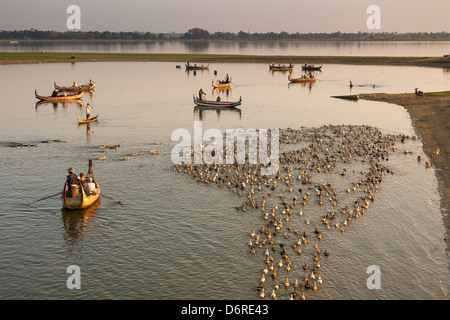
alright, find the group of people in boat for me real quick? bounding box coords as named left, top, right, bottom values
left=66, top=167, right=97, bottom=198
left=215, top=74, right=231, bottom=85
left=271, top=62, right=293, bottom=68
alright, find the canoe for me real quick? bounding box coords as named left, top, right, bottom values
left=54, top=81, right=95, bottom=92
left=78, top=114, right=99, bottom=124
left=288, top=75, right=317, bottom=83
left=35, top=90, right=83, bottom=101
left=186, top=63, right=209, bottom=70
left=269, top=64, right=294, bottom=71
left=212, top=80, right=231, bottom=89
left=62, top=160, right=100, bottom=210
left=301, top=64, right=322, bottom=71
left=193, top=95, right=242, bottom=108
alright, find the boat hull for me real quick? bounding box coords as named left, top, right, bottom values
left=55, top=82, right=95, bottom=92
left=212, top=82, right=231, bottom=89
left=288, top=76, right=317, bottom=83
left=78, top=114, right=99, bottom=124
left=270, top=64, right=294, bottom=71
left=193, top=95, right=241, bottom=108
left=35, top=91, right=83, bottom=101
left=186, top=64, right=209, bottom=70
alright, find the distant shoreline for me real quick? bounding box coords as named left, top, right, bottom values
left=1, top=52, right=450, bottom=68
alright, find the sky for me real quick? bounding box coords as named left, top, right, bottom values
left=1, top=0, right=450, bottom=33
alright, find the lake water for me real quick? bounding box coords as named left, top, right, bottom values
left=0, top=61, right=448, bottom=300
left=2, top=40, right=450, bottom=57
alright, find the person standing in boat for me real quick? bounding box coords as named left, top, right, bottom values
left=198, top=88, right=206, bottom=101
left=67, top=168, right=78, bottom=198
left=225, top=74, right=230, bottom=83
left=86, top=103, right=93, bottom=119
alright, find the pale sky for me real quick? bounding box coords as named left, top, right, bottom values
left=1, top=0, right=449, bottom=33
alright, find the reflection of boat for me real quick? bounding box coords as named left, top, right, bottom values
left=186, top=63, right=209, bottom=70
left=54, top=81, right=95, bottom=92
left=193, top=95, right=242, bottom=108
left=35, top=90, right=83, bottom=101
left=62, top=160, right=100, bottom=210
left=35, top=99, right=84, bottom=110
left=212, top=80, right=231, bottom=89
left=270, top=63, right=294, bottom=71
left=78, top=114, right=99, bottom=124
left=61, top=199, right=100, bottom=246
left=288, top=75, right=317, bottom=83
left=301, top=64, right=322, bottom=71
left=194, top=106, right=242, bottom=120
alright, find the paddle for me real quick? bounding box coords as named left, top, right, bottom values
left=27, top=192, right=62, bottom=207
left=100, top=193, right=122, bottom=204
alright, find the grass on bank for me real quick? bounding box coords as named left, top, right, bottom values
left=1, top=52, right=450, bottom=67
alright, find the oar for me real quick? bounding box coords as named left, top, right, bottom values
left=27, top=192, right=62, bottom=206
left=100, top=194, right=122, bottom=204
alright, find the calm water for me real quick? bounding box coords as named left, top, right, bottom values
left=2, top=40, right=450, bottom=57
left=0, top=61, right=448, bottom=299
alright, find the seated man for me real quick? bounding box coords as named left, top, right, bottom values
left=85, top=177, right=97, bottom=196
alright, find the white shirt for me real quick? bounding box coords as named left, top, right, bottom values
left=86, top=182, right=96, bottom=193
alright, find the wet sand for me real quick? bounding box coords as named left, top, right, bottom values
left=358, top=92, right=450, bottom=250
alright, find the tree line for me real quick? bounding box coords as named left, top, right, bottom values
left=2, top=28, right=450, bottom=41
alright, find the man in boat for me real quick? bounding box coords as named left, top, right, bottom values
left=73, top=82, right=77, bottom=87
left=198, top=88, right=206, bottom=101
left=51, top=90, right=58, bottom=97
left=225, top=74, right=230, bottom=83
left=67, top=168, right=79, bottom=198
left=89, top=79, right=94, bottom=85
left=86, top=103, right=93, bottom=119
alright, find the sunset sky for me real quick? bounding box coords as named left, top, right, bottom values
left=1, top=0, right=449, bottom=33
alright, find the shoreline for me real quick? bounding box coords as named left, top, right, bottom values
left=356, top=92, right=450, bottom=252
left=1, top=52, right=450, bottom=68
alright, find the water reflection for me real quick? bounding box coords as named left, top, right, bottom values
left=35, top=100, right=84, bottom=111
left=194, top=106, right=242, bottom=121
left=61, top=200, right=101, bottom=247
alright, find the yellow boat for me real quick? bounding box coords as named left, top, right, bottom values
left=62, top=160, right=100, bottom=210
left=212, top=80, right=231, bottom=89
left=35, top=89, right=83, bottom=101
left=78, top=114, right=99, bottom=124
left=288, top=75, right=317, bottom=83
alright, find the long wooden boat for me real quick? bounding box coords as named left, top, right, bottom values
left=186, top=63, right=209, bottom=70
left=35, top=90, right=83, bottom=101
left=288, top=75, right=317, bottom=83
left=54, top=81, right=95, bottom=92
left=62, top=160, right=100, bottom=210
left=269, top=64, right=294, bottom=71
left=193, top=95, right=242, bottom=108
left=78, top=114, right=99, bottom=124
left=301, top=64, right=322, bottom=71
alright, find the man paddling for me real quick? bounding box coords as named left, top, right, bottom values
left=86, top=103, right=93, bottom=119
left=66, top=168, right=78, bottom=198
left=198, top=88, right=206, bottom=101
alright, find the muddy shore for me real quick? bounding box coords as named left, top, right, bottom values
left=358, top=92, right=450, bottom=251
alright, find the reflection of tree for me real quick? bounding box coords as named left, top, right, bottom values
left=61, top=200, right=100, bottom=248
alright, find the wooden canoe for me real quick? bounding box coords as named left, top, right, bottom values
left=62, top=160, right=100, bottom=210
left=193, top=95, right=242, bottom=108
left=269, top=64, right=294, bottom=71
left=186, top=63, right=209, bottom=70
left=288, top=75, right=317, bottom=83
left=301, top=64, right=322, bottom=71
left=54, top=81, right=95, bottom=92
left=78, top=114, right=99, bottom=124
left=212, top=80, right=231, bottom=89
left=35, top=90, right=83, bottom=101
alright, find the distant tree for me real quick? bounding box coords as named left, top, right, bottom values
left=183, top=28, right=210, bottom=39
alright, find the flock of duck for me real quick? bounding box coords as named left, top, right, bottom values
left=173, top=124, right=422, bottom=300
